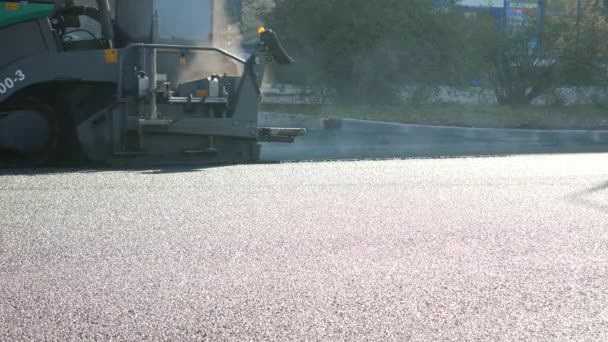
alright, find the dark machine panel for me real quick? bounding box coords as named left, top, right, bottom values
left=0, top=20, right=50, bottom=68
left=113, top=0, right=213, bottom=46
left=114, top=0, right=154, bottom=44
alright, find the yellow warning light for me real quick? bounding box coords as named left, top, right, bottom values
left=257, top=26, right=266, bottom=35
left=104, top=49, right=118, bottom=64
left=5, top=2, right=20, bottom=11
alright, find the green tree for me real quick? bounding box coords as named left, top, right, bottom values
left=262, top=0, right=475, bottom=104
left=483, top=0, right=608, bottom=105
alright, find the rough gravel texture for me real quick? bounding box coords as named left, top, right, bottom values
left=1, top=154, right=608, bottom=341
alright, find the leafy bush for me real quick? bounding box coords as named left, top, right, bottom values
left=261, top=0, right=478, bottom=104
left=258, top=0, right=608, bottom=105
left=481, top=0, right=608, bottom=105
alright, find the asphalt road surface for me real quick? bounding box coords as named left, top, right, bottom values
left=260, top=120, right=608, bottom=162
left=2, top=154, right=608, bottom=340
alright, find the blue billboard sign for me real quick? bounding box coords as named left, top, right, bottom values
left=505, top=0, right=543, bottom=36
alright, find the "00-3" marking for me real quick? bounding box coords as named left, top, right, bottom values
left=0, top=70, right=26, bottom=95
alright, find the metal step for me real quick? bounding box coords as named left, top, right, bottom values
left=168, top=97, right=228, bottom=104
left=258, top=127, right=306, bottom=143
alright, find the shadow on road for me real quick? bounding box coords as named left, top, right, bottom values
left=0, top=163, right=261, bottom=177
left=568, top=180, right=608, bottom=214
left=581, top=181, right=608, bottom=195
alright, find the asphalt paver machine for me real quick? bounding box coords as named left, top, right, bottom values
left=0, top=0, right=303, bottom=166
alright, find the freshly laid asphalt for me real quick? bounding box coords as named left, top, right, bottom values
left=259, top=116, right=608, bottom=162
left=1, top=153, right=608, bottom=340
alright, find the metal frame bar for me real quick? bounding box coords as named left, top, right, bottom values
left=116, top=43, right=247, bottom=99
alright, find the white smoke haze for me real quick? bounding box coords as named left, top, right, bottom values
left=178, top=0, right=281, bottom=84
left=240, top=0, right=277, bottom=85
left=177, top=0, right=245, bottom=82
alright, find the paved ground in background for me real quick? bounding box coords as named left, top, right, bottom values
left=1, top=154, right=608, bottom=340
left=259, top=116, right=608, bottom=162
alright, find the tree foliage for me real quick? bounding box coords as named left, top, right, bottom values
left=262, top=0, right=477, bottom=103
left=259, top=0, right=608, bottom=105
left=481, top=0, right=608, bottom=105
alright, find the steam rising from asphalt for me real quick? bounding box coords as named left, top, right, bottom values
left=177, top=1, right=244, bottom=82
